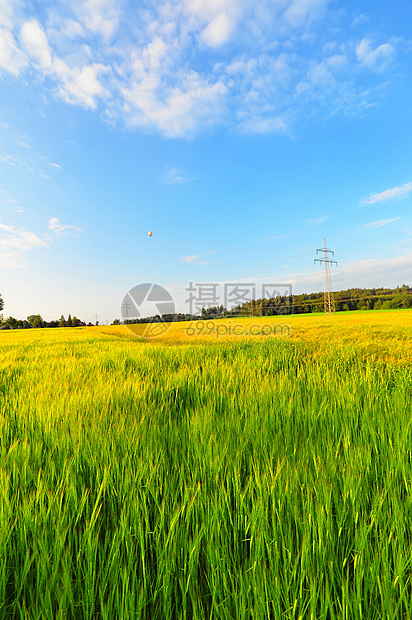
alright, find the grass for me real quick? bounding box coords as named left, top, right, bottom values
left=0, top=310, right=412, bottom=618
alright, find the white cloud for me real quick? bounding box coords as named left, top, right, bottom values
left=161, top=166, right=195, bottom=184
left=21, top=19, right=52, bottom=69
left=54, top=61, right=110, bottom=109
left=0, top=217, right=81, bottom=268
left=48, top=162, right=62, bottom=169
left=237, top=116, right=289, bottom=135
left=283, top=0, right=329, bottom=29
left=325, top=54, right=347, bottom=70
left=48, top=217, right=81, bottom=235
left=122, top=73, right=228, bottom=138
left=183, top=0, right=241, bottom=42
left=201, top=12, right=234, bottom=48
left=351, top=14, right=369, bottom=29
left=0, top=2, right=405, bottom=137
left=307, top=60, right=333, bottom=87
left=20, top=19, right=109, bottom=109
left=0, top=146, right=61, bottom=180
left=356, top=38, right=395, bottom=72
left=0, top=28, right=26, bottom=75
left=365, top=218, right=401, bottom=229
left=75, top=0, right=121, bottom=41
left=333, top=253, right=412, bottom=287
left=361, top=182, right=412, bottom=205
left=0, top=2, right=16, bottom=30
left=182, top=254, right=201, bottom=263
left=182, top=251, right=215, bottom=264
left=257, top=253, right=412, bottom=295
left=0, top=222, right=49, bottom=252
left=63, top=19, right=85, bottom=39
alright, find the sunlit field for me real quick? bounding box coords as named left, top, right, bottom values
left=1, top=310, right=412, bottom=619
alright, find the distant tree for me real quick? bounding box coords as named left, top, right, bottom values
left=27, top=314, right=44, bottom=328
left=46, top=320, right=59, bottom=328
left=72, top=316, right=79, bottom=327
left=390, top=295, right=404, bottom=309
left=5, top=316, right=18, bottom=328
left=59, top=315, right=66, bottom=327
left=67, top=314, right=72, bottom=327
left=0, top=294, right=4, bottom=313
left=112, top=319, right=120, bottom=325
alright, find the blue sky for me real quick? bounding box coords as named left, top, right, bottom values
left=1, top=0, right=412, bottom=323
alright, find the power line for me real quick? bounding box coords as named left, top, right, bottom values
left=314, top=238, right=337, bottom=315
left=122, top=299, right=133, bottom=323
left=293, top=291, right=409, bottom=308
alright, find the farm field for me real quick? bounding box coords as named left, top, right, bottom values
left=1, top=310, right=412, bottom=619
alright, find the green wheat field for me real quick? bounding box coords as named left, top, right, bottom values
left=1, top=310, right=412, bottom=619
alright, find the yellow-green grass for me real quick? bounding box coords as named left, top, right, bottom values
left=1, top=310, right=412, bottom=618
left=112, top=308, right=412, bottom=363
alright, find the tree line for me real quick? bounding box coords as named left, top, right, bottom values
left=120, top=284, right=412, bottom=323
left=229, top=284, right=412, bottom=317
left=1, top=285, right=411, bottom=329
left=0, top=310, right=88, bottom=330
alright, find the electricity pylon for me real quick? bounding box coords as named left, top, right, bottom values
left=314, top=238, right=337, bottom=315
left=122, top=299, right=133, bottom=322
